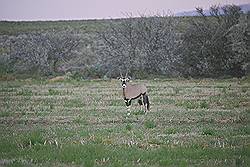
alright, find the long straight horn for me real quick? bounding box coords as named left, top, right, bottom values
left=119, top=68, right=123, bottom=78
left=125, top=69, right=128, bottom=78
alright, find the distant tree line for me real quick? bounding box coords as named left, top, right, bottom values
left=100, top=13, right=180, bottom=78
left=0, top=30, right=98, bottom=78
left=101, top=5, right=249, bottom=78
left=0, top=4, right=249, bottom=79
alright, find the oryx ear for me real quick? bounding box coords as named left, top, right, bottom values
left=126, top=76, right=132, bottom=81
left=117, top=77, right=122, bottom=81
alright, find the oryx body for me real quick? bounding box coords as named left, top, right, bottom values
left=123, top=83, right=147, bottom=100
left=119, top=77, right=150, bottom=114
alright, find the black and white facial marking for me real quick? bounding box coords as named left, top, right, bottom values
left=119, top=77, right=130, bottom=88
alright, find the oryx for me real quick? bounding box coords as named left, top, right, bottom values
left=118, top=72, right=150, bottom=115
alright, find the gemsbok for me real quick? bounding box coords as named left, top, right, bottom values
left=118, top=72, right=150, bottom=115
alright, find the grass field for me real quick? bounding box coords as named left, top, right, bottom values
left=0, top=78, right=249, bottom=166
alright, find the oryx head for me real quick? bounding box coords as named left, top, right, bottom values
left=119, top=77, right=130, bottom=88
left=118, top=70, right=130, bottom=88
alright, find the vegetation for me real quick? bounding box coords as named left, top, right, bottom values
left=0, top=5, right=249, bottom=166
left=101, top=13, right=179, bottom=77
left=0, top=4, right=249, bottom=79
left=180, top=5, right=249, bottom=78
left=0, top=78, right=249, bottom=166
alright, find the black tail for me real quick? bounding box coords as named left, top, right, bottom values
left=143, top=94, right=150, bottom=111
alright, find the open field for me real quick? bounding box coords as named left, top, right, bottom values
left=0, top=78, right=249, bottom=166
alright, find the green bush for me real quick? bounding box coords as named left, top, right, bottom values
left=69, top=66, right=104, bottom=80
left=82, top=66, right=102, bottom=79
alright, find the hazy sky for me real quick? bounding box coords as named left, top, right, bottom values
left=0, top=0, right=249, bottom=21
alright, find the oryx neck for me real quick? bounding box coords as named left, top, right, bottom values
left=122, top=87, right=126, bottom=99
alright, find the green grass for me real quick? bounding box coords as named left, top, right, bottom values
left=133, top=109, right=146, bottom=115
left=0, top=111, right=12, bottom=117
left=73, top=116, right=88, bottom=125
left=0, top=78, right=249, bottom=166
left=0, top=17, right=194, bottom=36
left=17, top=130, right=45, bottom=148
left=16, top=88, right=33, bottom=96
left=202, top=128, right=216, bottom=136
left=165, top=128, right=178, bottom=135
left=200, top=100, right=209, bottom=109
left=63, top=99, right=86, bottom=108
left=144, top=120, right=157, bottom=129
left=0, top=19, right=108, bottom=35
left=0, top=141, right=248, bottom=166
left=125, top=124, right=133, bottom=131
left=48, top=88, right=61, bottom=95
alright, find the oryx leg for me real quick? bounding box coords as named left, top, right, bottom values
left=138, top=96, right=143, bottom=110
left=126, top=106, right=131, bottom=116
left=125, top=99, right=132, bottom=116
left=142, top=94, right=148, bottom=113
